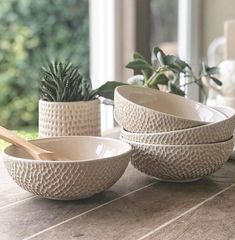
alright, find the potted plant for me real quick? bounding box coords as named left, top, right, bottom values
left=39, top=60, right=126, bottom=137
left=87, top=46, right=222, bottom=105
left=125, top=46, right=222, bottom=99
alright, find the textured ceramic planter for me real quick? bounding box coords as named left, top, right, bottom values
left=39, top=99, right=101, bottom=137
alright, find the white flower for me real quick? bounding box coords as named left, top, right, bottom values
left=127, top=75, right=144, bottom=85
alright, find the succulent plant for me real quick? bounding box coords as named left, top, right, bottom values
left=40, top=60, right=96, bottom=102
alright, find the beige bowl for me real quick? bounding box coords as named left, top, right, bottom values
left=212, top=105, right=235, bottom=118
left=114, top=86, right=226, bottom=133
left=2, top=136, right=132, bottom=200
left=121, top=137, right=234, bottom=182
left=121, top=106, right=235, bottom=145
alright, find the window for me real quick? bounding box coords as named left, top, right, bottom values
left=0, top=0, right=89, bottom=130
left=150, top=0, right=178, bottom=55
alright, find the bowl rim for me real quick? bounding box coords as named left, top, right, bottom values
left=212, top=105, right=235, bottom=117
left=120, top=105, right=235, bottom=137
left=39, top=98, right=100, bottom=105
left=120, top=117, right=234, bottom=137
left=2, top=136, right=132, bottom=163
left=115, top=85, right=226, bottom=123
left=120, top=135, right=234, bottom=148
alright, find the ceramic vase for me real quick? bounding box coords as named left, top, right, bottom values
left=39, top=99, right=101, bottom=137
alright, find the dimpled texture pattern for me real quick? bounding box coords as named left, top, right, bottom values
left=123, top=138, right=234, bottom=181
left=114, top=92, right=206, bottom=133
left=3, top=154, right=130, bottom=200
left=121, top=114, right=235, bottom=145
left=39, top=99, right=101, bottom=137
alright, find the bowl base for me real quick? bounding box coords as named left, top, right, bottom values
left=229, top=148, right=235, bottom=160
left=41, top=194, right=96, bottom=201
left=154, top=177, right=201, bottom=183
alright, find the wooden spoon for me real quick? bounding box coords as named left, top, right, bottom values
left=0, top=126, right=68, bottom=161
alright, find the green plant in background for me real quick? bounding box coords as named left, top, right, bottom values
left=0, top=129, right=37, bottom=150
left=126, top=46, right=222, bottom=97
left=40, top=60, right=127, bottom=102
left=0, top=0, right=89, bottom=128
left=92, top=46, right=222, bottom=103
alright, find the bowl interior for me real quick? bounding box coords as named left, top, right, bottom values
left=212, top=106, right=235, bottom=118
left=4, top=136, right=131, bottom=161
left=116, top=86, right=226, bottom=122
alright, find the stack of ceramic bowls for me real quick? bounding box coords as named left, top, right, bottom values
left=114, top=86, right=235, bottom=182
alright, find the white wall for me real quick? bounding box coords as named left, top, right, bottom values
left=202, top=0, right=235, bottom=55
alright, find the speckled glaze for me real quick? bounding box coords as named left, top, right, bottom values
left=121, top=137, right=234, bottom=181
left=2, top=137, right=132, bottom=200
left=114, top=86, right=226, bottom=133
left=214, top=106, right=235, bottom=160
left=121, top=108, right=235, bottom=145
left=212, top=106, right=235, bottom=118
left=39, top=99, right=101, bottom=137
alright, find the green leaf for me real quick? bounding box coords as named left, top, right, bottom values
left=132, top=52, right=153, bottom=79
left=168, top=83, right=185, bottom=96
left=164, top=55, right=190, bottom=71
left=210, top=76, right=222, bottom=86
left=141, top=69, right=152, bottom=81
left=206, top=66, right=219, bottom=75
left=126, top=59, right=153, bottom=71
left=201, top=63, right=219, bottom=76
left=148, top=74, right=169, bottom=87
left=166, top=64, right=184, bottom=73
left=164, top=55, right=178, bottom=65
left=96, top=81, right=128, bottom=100
left=40, top=60, right=93, bottom=102
left=157, top=52, right=165, bottom=66
left=156, top=74, right=169, bottom=85
left=153, top=47, right=166, bottom=58
left=133, top=51, right=145, bottom=60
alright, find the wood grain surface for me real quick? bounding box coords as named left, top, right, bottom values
left=1, top=155, right=235, bottom=240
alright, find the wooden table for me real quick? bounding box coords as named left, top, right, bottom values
left=1, top=154, right=235, bottom=240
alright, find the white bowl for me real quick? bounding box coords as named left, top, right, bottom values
left=121, top=106, right=235, bottom=145
left=114, top=86, right=226, bottom=133
left=121, top=137, right=234, bottom=182
left=212, top=105, right=235, bottom=118
left=2, top=136, right=132, bottom=200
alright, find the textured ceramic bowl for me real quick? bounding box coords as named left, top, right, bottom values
left=121, top=137, right=234, bottom=182
left=212, top=106, right=235, bottom=118
left=121, top=106, right=235, bottom=145
left=214, top=106, right=235, bottom=160
left=114, top=86, right=226, bottom=133
left=2, top=136, right=132, bottom=200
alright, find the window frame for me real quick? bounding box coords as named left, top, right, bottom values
left=178, top=0, right=202, bottom=101
left=89, top=0, right=203, bottom=131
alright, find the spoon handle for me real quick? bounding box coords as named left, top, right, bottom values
left=0, top=126, right=46, bottom=159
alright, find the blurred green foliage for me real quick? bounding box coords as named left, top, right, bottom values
left=0, top=0, right=89, bottom=128
left=0, top=128, right=37, bottom=150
